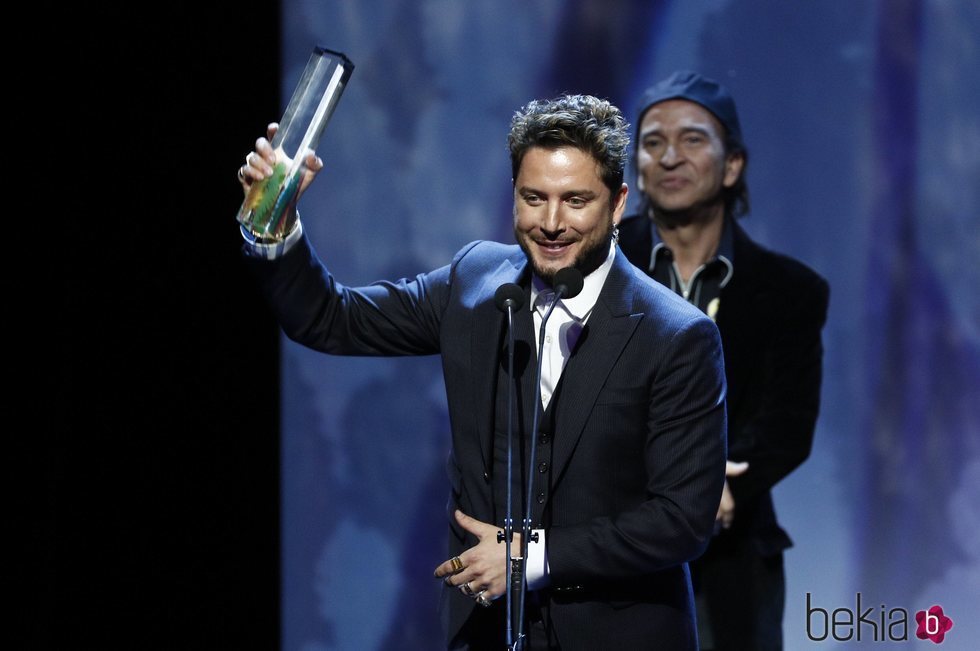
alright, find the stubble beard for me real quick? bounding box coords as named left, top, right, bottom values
left=515, top=218, right=614, bottom=286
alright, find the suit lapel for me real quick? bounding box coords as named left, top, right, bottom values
left=550, top=252, right=643, bottom=480
left=717, top=223, right=776, bottom=339
left=716, top=223, right=772, bottom=411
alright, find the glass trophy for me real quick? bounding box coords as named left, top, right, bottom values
left=236, top=46, right=354, bottom=241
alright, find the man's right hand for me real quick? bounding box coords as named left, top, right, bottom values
left=237, top=122, right=324, bottom=198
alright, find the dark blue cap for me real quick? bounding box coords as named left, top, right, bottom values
left=635, top=71, right=743, bottom=147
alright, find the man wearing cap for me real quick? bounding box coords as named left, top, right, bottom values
left=618, top=71, right=830, bottom=650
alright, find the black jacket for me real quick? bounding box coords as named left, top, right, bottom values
left=248, top=235, right=728, bottom=649
left=619, top=214, right=829, bottom=556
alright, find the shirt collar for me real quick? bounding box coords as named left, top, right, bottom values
left=530, top=240, right=616, bottom=321
left=648, top=214, right=736, bottom=288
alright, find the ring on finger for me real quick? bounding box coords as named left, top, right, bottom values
left=459, top=582, right=475, bottom=597
left=237, top=165, right=247, bottom=181
left=476, top=591, right=492, bottom=608
left=449, top=556, right=464, bottom=573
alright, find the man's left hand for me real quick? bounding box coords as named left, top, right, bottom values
left=433, top=510, right=518, bottom=605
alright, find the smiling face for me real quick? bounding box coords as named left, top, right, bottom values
left=513, top=146, right=628, bottom=284
left=636, top=99, right=744, bottom=225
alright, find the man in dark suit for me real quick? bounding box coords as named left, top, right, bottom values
left=618, top=72, right=830, bottom=651
left=238, top=94, right=726, bottom=650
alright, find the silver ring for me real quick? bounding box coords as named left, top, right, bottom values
left=459, top=582, right=475, bottom=597
left=476, top=591, right=492, bottom=608
left=237, top=165, right=247, bottom=181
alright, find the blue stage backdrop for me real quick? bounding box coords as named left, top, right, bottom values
left=278, top=1, right=979, bottom=649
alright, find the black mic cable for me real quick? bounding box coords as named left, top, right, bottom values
left=494, top=282, right=525, bottom=649
left=516, top=267, right=584, bottom=649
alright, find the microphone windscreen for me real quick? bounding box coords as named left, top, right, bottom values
left=554, top=267, right=584, bottom=299
left=494, top=283, right=525, bottom=312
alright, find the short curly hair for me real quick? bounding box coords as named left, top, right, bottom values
left=508, top=94, right=630, bottom=201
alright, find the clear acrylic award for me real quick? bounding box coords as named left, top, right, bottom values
left=237, top=46, right=354, bottom=241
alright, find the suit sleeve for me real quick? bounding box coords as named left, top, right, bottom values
left=727, top=273, right=830, bottom=504
left=243, top=233, right=470, bottom=356
left=547, top=315, right=728, bottom=581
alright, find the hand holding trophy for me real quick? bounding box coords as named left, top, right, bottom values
left=236, top=47, right=354, bottom=241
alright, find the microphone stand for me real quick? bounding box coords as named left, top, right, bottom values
left=495, top=269, right=581, bottom=650
left=514, top=294, right=557, bottom=650
left=514, top=267, right=582, bottom=650
left=493, top=284, right=524, bottom=650
left=503, top=299, right=517, bottom=649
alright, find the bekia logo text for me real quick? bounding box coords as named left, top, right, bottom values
left=806, top=593, right=954, bottom=644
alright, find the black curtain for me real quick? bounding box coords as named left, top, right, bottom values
left=46, top=3, right=282, bottom=648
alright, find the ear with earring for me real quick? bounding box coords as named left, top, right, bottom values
left=612, top=225, right=620, bottom=245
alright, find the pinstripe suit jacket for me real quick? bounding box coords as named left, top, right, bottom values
left=247, top=235, right=727, bottom=650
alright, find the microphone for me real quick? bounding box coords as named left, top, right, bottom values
left=552, top=267, right=584, bottom=300
left=495, top=283, right=525, bottom=312
left=494, top=281, right=524, bottom=649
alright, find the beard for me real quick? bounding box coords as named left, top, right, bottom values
left=515, top=218, right=614, bottom=285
